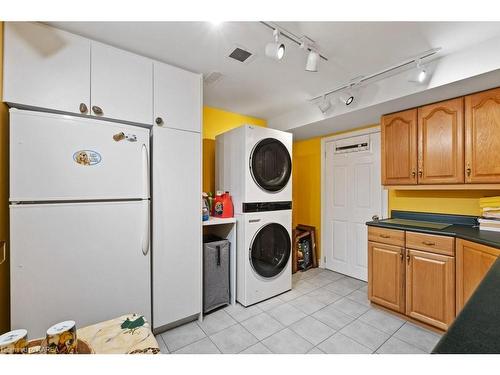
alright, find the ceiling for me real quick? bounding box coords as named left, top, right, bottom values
left=49, top=21, right=500, bottom=122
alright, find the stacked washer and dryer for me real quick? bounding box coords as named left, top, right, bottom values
left=216, top=125, right=293, bottom=306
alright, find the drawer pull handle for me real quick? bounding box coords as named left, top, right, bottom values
left=422, top=241, right=436, bottom=246
left=380, top=234, right=391, bottom=238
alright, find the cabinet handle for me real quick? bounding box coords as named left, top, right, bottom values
left=79, top=103, right=88, bottom=114
left=400, top=249, right=404, bottom=261
left=380, top=234, right=391, bottom=239
left=92, top=106, right=103, bottom=116
left=411, top=170, right=416, bottom=178
left=406, top=253, right=411, bottom=264
left=422, top=241, right=436, bottom=246
left=155, top=117, right=164, bottom=126
left=466, top=167, right=471, bottom=176
left=418, top=170, right=423, bottom=177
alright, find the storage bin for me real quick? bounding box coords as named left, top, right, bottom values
left=203, top=239, right=230, bottom=313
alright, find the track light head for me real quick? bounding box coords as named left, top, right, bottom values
left=318, top=95, right=332, bottom=114
left=339, top=91, right=355, bottom=106
left=265, top=29, right=285, bottom=60
left=410, top=58, right=429, bottom=84
left=305, top=50, right=320, bottom=72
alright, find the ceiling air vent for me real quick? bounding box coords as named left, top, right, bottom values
left=228, top=47, right=253, bottom=63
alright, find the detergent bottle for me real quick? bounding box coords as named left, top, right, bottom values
left=220, top=192, right=234, bottom=218
left=213, top=191, right=224, bottom=217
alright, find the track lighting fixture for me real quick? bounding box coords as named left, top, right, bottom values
left=318, top=95, right=332, bottom=114
left=339, top=91, right=355, bottom=106
left=305, top=50, right=320, bottom=72
left=265, top=29, right=285, bottom=60
left=410, top=58, right=428, bottom=83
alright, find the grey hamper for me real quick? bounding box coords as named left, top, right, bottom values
left=203, top=239, right=230, bottom=313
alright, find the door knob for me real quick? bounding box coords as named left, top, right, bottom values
left=155, top=117, right=164, bottom=126
left=372, top=215, right=379, bottom=221
left=92, top=106, right=103, bottom=116
left=79, top=103, right=88, bottom=114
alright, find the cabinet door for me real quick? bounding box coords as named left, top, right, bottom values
left=406, top=249, right=455, bottom=330
left=465, top=88, right=500, bottom=183
left=381, top=109, right=418, bottom=185
left=91, top=42, right=153, bottom=124
left=152, top=127, right=202, bottom=329
left=418, top=98, right=464, bottom=184
left=368, top=241, right=405, bottom=313
left=154, top=62, right=202, bottom=133
left=456, top=239, right=500, bottom=313
left=3, top=22, right=90, bottom=114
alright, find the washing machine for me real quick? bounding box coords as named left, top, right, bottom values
left=235, top=208, right=292, bottom=306
left=216, top=125, right=292, bottom=213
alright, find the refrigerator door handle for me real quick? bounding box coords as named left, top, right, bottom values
left=141, top=202, right=150, bottom=256
left=142, top=143, right=149, bottom=198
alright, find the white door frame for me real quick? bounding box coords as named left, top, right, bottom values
left=320, top=126, right=389, bottom=268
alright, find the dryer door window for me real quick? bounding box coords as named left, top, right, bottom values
left=250, top=138, right=291, bottom=192
left=250, top=223, right=291, bottom=278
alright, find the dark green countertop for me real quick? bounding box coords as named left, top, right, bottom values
left=366, top=211, right=500, bottom=250
left=432, top=258, right=500, bottom=354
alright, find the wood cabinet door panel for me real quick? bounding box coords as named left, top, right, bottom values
left=465, top=88, right=500, bottom=183
left=368, top=242, right=405, bottom=313
left=456, top=239, right=500, bottom=313
left=406, top=249, right=455, bottom=330
left=381, top=109, right=418, bottom=185
left=418, top=98, right=464, bottom=184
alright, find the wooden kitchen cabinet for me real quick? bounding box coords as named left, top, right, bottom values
left=456, top=239, right=500, bottom=312
left=154, top=62, right=202, bottom=133
left=3, top=22, right=91, bottom=115
left=465, top=87, right=500, bottom=183
left=90, top=41, right=153, bottom=125
left=368, top=240, right=405, bottom=313
left=418, top=98, right=464, bottom=184
left=381, top=109, right=418, bottom=185
left=406, top=249, right=455, bottom=331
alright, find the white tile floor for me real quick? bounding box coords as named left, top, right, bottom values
left=155, top=268, right=442, bottom=354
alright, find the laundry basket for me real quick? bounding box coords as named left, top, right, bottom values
left=203, top=238, right=230, bottom=313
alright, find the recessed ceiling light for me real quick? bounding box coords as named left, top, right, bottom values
left=265, top=29, right=285, bottom=61
left=209, top=21, right=223, bottom=27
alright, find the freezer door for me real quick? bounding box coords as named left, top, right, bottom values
left=10, top=201, right=151, bottom=338
left=10, top=109, right=150, bottom=201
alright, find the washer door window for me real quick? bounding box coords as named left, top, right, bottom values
left=250, top=138, right=291, bottom=192
left=250, top=223, right=291, bottom=278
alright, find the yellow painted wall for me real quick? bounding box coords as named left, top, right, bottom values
left=202, top=106, right=266, bottom=192
left=0, top=22, right=11, bottom=334
left=389, top=190, right=500, bottom=216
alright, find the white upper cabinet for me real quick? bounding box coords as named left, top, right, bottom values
left=154, top=62, right=202, bottom=133
left=91, top=42, right=153, bottom=125
left=3, top=22, right=91, bottom=114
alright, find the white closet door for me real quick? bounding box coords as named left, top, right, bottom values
left=91, top=42, right=153, bottom=125
left=152, top=127, right=202, bottom=329
left=3, top=22, right=90, bottom=114
left=324, top=132, right=384, bottom=281
left=154, top=62, right=202, bottom=133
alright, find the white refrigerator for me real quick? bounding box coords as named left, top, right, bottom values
left=9, top=109, right=151, bottom=338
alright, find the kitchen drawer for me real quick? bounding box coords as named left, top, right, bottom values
left=406, top=231, right=455, bottom=256
left=368, top=227, right=405, bottom=247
